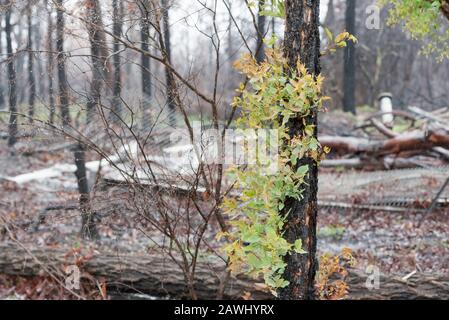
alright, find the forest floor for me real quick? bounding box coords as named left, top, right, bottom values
left=0, top=111, right=448, bottom=299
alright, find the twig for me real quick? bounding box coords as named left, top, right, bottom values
left=418, top=176, right=449, bottom=227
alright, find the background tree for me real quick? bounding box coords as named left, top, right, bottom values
left=139, top=0, right=152, bottom=127
left=161, top=0, right=176, bottom=126
left=0, top=21, right=5, bottom=109
left=111, top=0, right=123, bottom=123
left=255, top=0, right=266, bottom=63
left=343, top=0, right=356, bottom=114
left=27, top=3, right=36, bottom=123
left=47, top=2, right=55, bottom=125
left=85, top=0, right=110, bottom=123
left=5, top=0, right=17, bottom=147
left=56, top=0, right=71, bottom=126
left=74, top=143, right=97, bottom=239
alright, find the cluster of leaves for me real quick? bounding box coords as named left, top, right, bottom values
left=322, top=30, right=358, bottom=56
left=246, top=0, right=285, bottom=18
left=219, top=49, right=328, bottom=290
left=383, top=0, right=449, bottom=60
left=259, top=0, right=285, bottom=18
left=315, top=248, right=356, bottom=300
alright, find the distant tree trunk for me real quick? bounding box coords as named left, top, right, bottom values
left=226, top=1, right=233, bottom=59
left=85, top=0, right=109, bottom=124
left=16, top=20, right=25, bottom=106
left=324, top=0, right=335, bottom=26
left=279, top=0, right=321, bottom=300
left=270, top=0, right=276, bottom=37
left=34, top=7, right=45, bottom=100
left=343, top=0, right=356, bottom=114
left=73, top=144, right=97, bottom=239
left=140, top=0, right=152, bottom=127
left=161, top=0, right=176, bottom=126
left=47, top=3, right=55, bottom=125
left=255, top=0, right=266, bottom=63
left=111, top=0, right=123, bottom=123
left=56, top=0, right=71, bottom=126
left=0, top=22, right=5, bottom=109
left=27, top=4, right=36, bottom=123
left=5, top=1, right=17, bottom=147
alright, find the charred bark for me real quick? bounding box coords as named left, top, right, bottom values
left=27, top=4, right=36, bottom=123
left=56, top=0, right=71, bottom=127
left=85, top=0, right=109, bottom=124
left=280, top=0, right=321, bottom=300
left=255, top=0, right=266, bottom=63
left=73, top=144, right=97, bottom=239
left=47, top=3, right=55, bottom=125
left=161, top=0, right=176, bottom=126
left=343, top=0, right=356, bottom=114
left=111, top=0, right=123, bottom=123
left=5, top=1, right=18, bottom=147
left=0, top=21, right=5, bottom=109
left=140, top=0, right=152, bottom=127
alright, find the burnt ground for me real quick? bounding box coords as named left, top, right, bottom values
left=0, top=117, right=448, bottom=299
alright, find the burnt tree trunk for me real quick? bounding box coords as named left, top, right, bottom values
left=255, top=0, right=266, bottom=63
left=47, top=3, right=55, bottom=125
left=140, top=0, right=152, bottom=127
left=161, top=0, right=176, bottom=126
left=73, top=144, right=97, bottom=239
left=279, top=0, right=321, bottom=300
left=5, top=1, right=18, bottom=147
left=111, top=0, right=123, bottom=123
left=27, top=4, right=36, bottom=123
left=0, top=21, right=5, bottom=109
left=56, top=0, right=71, bottom=127
left=85, top=0, right=109, bottom=124
left=16, top=19, right=25, bottom=106
left=343, top=0, right=356, bottom=114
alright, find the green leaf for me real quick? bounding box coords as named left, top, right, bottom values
left=294, top=239, right=307, bottom=254
left=297, top=165, right=309, bottom=176
left=278, top=202, right=285, bottom=210
left=325, top=27, right=333, bottom=41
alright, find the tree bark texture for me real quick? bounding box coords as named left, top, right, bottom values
left=161, top=0, right=176, bottom=126
left=56, top=0, right=71, bottom=127
left=343, top=0, right=356, bottom=114
left=85, top=0, right=109, bottom=124
left=73, top=144, right=97, bottom=239
left=256, top=0, right=266, bottom=63
left=27, top=4, right=36, bottom=123
left=140, top=0, right=152, bottom=127
left=280, top=0, right=321, bottom=300
left=47, top=4, right=56, bottom=125
left=111, top=0, right=123, bottom=123
left=5, top=1, right=18, bottom=147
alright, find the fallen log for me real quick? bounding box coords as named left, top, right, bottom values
left=408, top=106, right=449, bottom=131
left=0, top=242, right=271, bottom=300
left=321, top=129, right=449, bottom=156
left=321, top=156, right=447, bottom=169
left=0, top=243, right=448, bottom=300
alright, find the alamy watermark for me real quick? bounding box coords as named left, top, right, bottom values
left=169, top=122, right=280, bottom=174
left=365, top=264, right=381, bottom=290
left=65, top=265, right=80, bottom=290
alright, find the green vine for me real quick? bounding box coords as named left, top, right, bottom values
left=382, top=0, right=449, bottom=61
left=219, top=49, right=329, bottom=290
